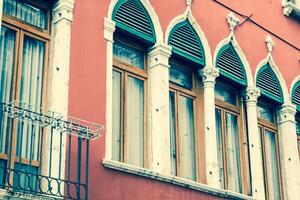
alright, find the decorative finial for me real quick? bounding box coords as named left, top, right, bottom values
left=265, top=35, right=275, bottom=53
left=226, top=12, right=240, bottom=32
left=186, top=0, right=192, bottom=8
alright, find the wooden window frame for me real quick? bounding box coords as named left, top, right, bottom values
left=257, top=101, right=283, bottom=200
left=214, top=82, right=249, bottom=194
left=1, top=0, right=51, bottom=183
left=112, top=38, right=148, bottom=168
left=169, top=59, right=205, bottom=182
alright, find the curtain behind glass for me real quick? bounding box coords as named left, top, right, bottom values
left=169, top=92, right=177, bottom=176
left=215, top=109, right=225, bottom=189
left=112, top=70, right=122, bottom=161
left=225, top=113, right=242, bottom=193
left=265, top=130, right=281, bottom=200
left=16, top=36, right=45, bottom=161
left=179, top=96, right=196, bottom=180
left=0, top=26, right=16, bottom=154
left=125, top=77, right=144, bottom=167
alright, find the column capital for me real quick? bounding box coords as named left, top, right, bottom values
left=148, top=43, right=172, bottom=69
left=279, top=102, right=297, bottom=124
left=52, top=0, right=75, bottom=24
left=243, top=87, right=261, bottom=103
left=200, top=66, right=219, bottom=86
left=104, top=18, right=116, bottom=42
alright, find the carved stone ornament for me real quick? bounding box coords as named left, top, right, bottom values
left=200, top=66, right=219, bottom=83
left=243, top=87, right=261, bottom=102
left=226, top=12, right=240, bottom=31
left=266, top=35, right=275, bottom=53
left=186, top=0, right=193, bottom=7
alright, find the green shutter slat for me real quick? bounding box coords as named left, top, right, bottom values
left=113, top=0, right=155, bottom=44
left=216, top=44, right=247, bottom=85
left=292, top=82, right=300, bottom=111
left=168, top=20, right=205, bottom=65
left=256, top=64, right=283, bottom=103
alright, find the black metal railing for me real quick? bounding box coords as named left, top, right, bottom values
left=0, top=101, right=104, bottom=200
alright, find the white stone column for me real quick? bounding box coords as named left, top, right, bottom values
left=104, top=18, right=116, bottom=161
left=200, top=66, right=220, bottom=188
left=147, top=43, right=172, bottom=174
left=42, top=0, right=75, bottom=192
left=243, top=87, right=265, bottom=199
left=277, top=103, right=300, bottom=200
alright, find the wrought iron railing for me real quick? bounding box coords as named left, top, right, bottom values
left=0, top=101, right=104, bottom=200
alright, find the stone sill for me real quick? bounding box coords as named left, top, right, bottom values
left=283, top=2, right=300, bottom=18
left=103, top=159, right=256, bottom=200
left=0, top=189, right=57, bottom=200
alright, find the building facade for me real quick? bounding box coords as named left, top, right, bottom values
left=0, top=0, right=300, bottom=200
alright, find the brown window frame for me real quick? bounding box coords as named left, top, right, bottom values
left=112, top=38, right=148, bottom=168
left=257, top=101, right=283, bottom=200
left=1, top=0, right=51, bottom=184
left=214, top=82, right=250, bottom=194
left=169, top=59, right=205, bottom=182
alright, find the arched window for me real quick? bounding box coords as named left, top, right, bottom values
left=168, top=19, right=205, bottom=181
left=256, top=63, right=283, bottom=200
left=214, top=42, right=250, bottom=194
left=111, top=0, right=156, bottom=167
left=291, top=80, right=300, bottom=157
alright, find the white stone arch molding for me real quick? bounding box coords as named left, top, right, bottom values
left=254, top=55, right=290, bottom=103
left=213, top=34, right=254, bottom=87
left=106, top=0, right=163, bottom=43
left=165, top=8, right=213, bottom=67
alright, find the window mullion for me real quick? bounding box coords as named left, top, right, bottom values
left=175, top=91, right=181, bottom=177
left=221, top=108, right=228, bottom=190
left=122, top=72, right=128, bottom=163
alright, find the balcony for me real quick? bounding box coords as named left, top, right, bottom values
left=0, top=101, right=104, bottom=200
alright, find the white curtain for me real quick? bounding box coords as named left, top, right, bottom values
left=0, top=26, right=15, bottom=154
left=16, top=36, right=45, bottom=161
left=225, top=113, right=242, bottom=193
left=3, top=0, right=47, bottom=29
left=124, top=76, right=144, bottom=167
left=215, top=109, right=225, bottom=189
left=169, top=92, right=177, bottom=176
left=265, top=130, right=281, bottom=200
left=179, top=96, right=196, bottom=180
left=112, top=70, right=122, bottom=161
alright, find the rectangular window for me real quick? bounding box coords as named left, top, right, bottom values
left=257, top=102, right=282, bottom=200
left=0, top=0, right=50, bottom=190
left=214, top=82, right=245, bottom=193
left=112, top=40, right=146, bottom=167
left=169, top=62, right=198, bottom=181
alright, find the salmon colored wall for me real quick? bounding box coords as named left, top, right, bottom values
left=68, top=0, right=300, bottom=199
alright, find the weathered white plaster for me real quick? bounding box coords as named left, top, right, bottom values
left=147, top=43, right=172, bottom=173
left=200, top=66, right=220, bottom=188
left=0, top=0, right=3, bottom=33
left=277, top=103, right=300, bottom=200
left=42, top=0, right=75, bottom=194
left=243, top=87, right=266, bottom=199
left=213, top=33, right=254, bottom=87
left=164, top=3, right=213, bottom=67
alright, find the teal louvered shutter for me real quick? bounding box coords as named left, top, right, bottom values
left=256, top=64, right=283, bottom=103
left=112, top=0, right=156, bottom=44
left=216, top=44, right=247, bottom=86
left=292, top=81, right=300, bottom=111
left=168, top=20, right=205, bottom=66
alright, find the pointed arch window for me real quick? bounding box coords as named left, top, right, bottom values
left=291, top=81, right=300, bottom=157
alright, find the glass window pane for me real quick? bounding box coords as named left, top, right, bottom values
left=3, top=0, right=48, bottom=29
left=0, top=26, right=16, bottom=154
left=169, top=64, right=193, bottom=89
left=225, top=113, right=242, bottom=193
left=169, top=92, right=177, bottom=176
left=264, top=130, right=281, bottom=200
left=125, top=77, right=144, bottom=167
left=215, top=84, right=237, bottom=105
left=17, top=36, right=45, bottom=160
left=113, top=42, right=144, bottom=69
left=112, top=70, right=122, bottom=161
left=257, top=103, right=275, bottom=123
left=178, top=96, right=196, bottom=180
left=215, top=108, right=225, bottom=189
left=296, top=116, right=300, bottom=135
